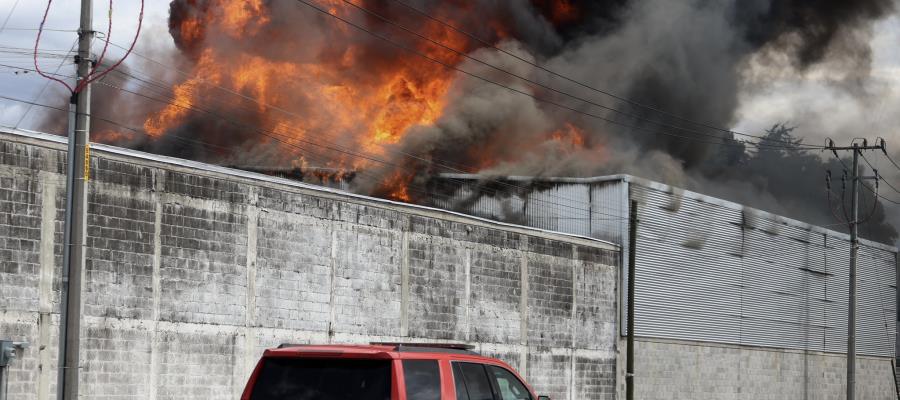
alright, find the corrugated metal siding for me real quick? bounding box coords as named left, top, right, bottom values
left=632, top=184, right=744, bottom=343
left=428, top=175, right=897, bottom=357
left=590, top=181, right=628, bottom=244
left=526, top=183, right=591, bottom=236
left=857, top=244, right=897, bottom=356
left=631, top=183, right=896, bottom=357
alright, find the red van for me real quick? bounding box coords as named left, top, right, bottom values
left=241, top=343, right=550, bottom=400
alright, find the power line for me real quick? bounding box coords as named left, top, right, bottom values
left=78, top=0, right=114, bottom=93
left=879, top=140, right=900, bottom=172
left=291, top=0, right=819, bottom=152
left=34, top=0, right=75, bottom=92
left=0, top=94, right=236, bottom=152
left=337, top=0, right=824, bottom=150
left=80, top=40, right=631, bottom=216
left=0, top=0, right=22, bottom=35
left=3, top=91, right=630, bottom=222
left=2, top=94, right=887, bottom=252
left=96, top=32, right=813, bottom=216
left=861, top=152, right=900, bottom=196
left=866, top=186, right=900, bottom=205
left=78, top=0, right=143, bottom=90
left=33, top=0, right=144, bottom=94
left=830, top=149, right=899, bottom=206
left=384, top=0, right=824, bottom=149
left=90, top=69, right=630, bottom=219
left=87, top=40, right=813, bottom=221
left=99, top=59, right=900, bottom=217
left=1, top=28, right=77, bottom=33
left=15, top=40, right=77, bottom=129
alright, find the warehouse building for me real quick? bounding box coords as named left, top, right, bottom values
left=0, top=129, right=618, bottom=399
left=0, top=126, right=898, bottom=399
left=430, top=174, right=900, bottom=398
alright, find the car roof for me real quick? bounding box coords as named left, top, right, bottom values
left=264, top=343, right=510, bottom=365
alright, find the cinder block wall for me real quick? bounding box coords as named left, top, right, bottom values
left=0, top=131, right=620, bottom=400
left=631, top=338, right=896, bottom=400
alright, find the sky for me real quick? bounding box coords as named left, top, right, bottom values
left=732, top=14, right=900, bottom=239
left=1, top=0, right=899, bottom=243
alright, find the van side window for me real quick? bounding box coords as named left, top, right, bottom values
left=452, top=363, right=470, bottom=400
left=455, top=363, right=494, bottom=400
left=249, top=358, right=391, bottom=400
left=403, top=360, right=441, bottom=400
left=487, top=366, right=532, bottom=400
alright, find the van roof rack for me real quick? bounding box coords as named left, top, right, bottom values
left=277, top=343, right=309, bottom=349
left=371, top=342, right=479, bottom=355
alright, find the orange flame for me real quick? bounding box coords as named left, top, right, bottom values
left=147, top=0, right=593, bottom=202
left=551, top=122, right=587, bottom=149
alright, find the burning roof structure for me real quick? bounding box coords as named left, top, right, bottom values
left=68, top=0, right=898, bottom=243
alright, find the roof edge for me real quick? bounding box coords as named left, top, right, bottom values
left=0, top=127, right=619, bottom=251
left=435, top=173, right=899, bottom=253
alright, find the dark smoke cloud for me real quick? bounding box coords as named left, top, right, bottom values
left=737, top=0, right=895, bottom=66
left=384, top=0, right=898, bottom=242
left=69, top=0, right=898, bottom=243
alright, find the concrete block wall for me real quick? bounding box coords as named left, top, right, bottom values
left=0, top=131, right=620, bottom=400
left=632, top=338, right=897, bottom=400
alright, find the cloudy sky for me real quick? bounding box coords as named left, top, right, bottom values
left=1, top=0, right=899, bottom=242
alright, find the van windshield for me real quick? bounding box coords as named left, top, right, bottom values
left=249, top=358, right=392, bottom=400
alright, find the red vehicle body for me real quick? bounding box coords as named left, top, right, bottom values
left=241, top=343, right=545, bottom=400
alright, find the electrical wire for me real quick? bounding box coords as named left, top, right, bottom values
left=826, top=185, right=849, bottom=229
left=5, top=91, right=891, bottom=259
left=844, top=153, right=900, bottom=206
left=0, top=96, right=644, bottom=237
left=88, top=36, right=807, bottom=225
left=75, top=0, right=114, bottom=93
left=884, top=153, right=900, bottom=172
left=80, top=0, right=144, bottom=88
left=864, top=185, right=900, bottom=205
left=34, top=0, right=74, bottom=93
left=26, top=31, right=884, bottom=223
left=0, top=94, right=236, bottom=152
left=292, top=0, right=819, bottom=152
left=1, top=28, right=76, bottom=33
left=385, top=0, right=829, bottom=149
left=84, top=68, right=630, bottom=220
left=0, top=0, right=22, bottom=35
left=33, top=0, right=144, bottom=94
left=81, top=41, right=631, bottom=216
left=861, top=152, right=900, bottom=196
left=3, top=92, right=890, bottom=253
left=93, top=34, right=816, bottom=222
left=14, top=40, right=78, bottom=129
left=346, top=0, right=825, bottom=150
left=878, top=138, right=900, bottom=172
left=89, top=58, right=900, bottom=222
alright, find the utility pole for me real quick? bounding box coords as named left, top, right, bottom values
left=825, top=139, right=884, bottom=400
left=57, top=0, right=93, bottom=399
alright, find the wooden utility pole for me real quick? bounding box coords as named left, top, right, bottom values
left=57, top=0, right=93, bottom=398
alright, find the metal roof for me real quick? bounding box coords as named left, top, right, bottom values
left=437, top=173, right=898, bottom=253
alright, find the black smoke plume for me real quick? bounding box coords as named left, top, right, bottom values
left=67, top=0, right=898, bottom=243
